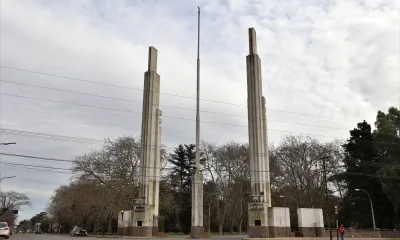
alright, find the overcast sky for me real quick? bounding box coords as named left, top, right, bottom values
left=0, top=0, right=398, bottom=222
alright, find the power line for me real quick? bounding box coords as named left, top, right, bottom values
left=0, top=152, right=174, bottom=173
left=0, top=152, right=74, bottom=163
left=1, top=151, right=399, bottom=174
left=0, top=128, right=177, bottom=149
left=4, top=93, right=400, bottom=144
left=0, top=65, right=356, bottom=122
left=0, top=161, right=70, bottom=171
left=2, top=159, right=399, bottom=182
left=0, top=93, right=363, bottom=140
left=0, top=162, right=72, bottom=174
left=0, top=128, right=104, bottom=144
left=0, top=92, right=351, bottom=132
left=1, top=79, right=354, bottom=128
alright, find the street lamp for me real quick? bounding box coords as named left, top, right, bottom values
left=355, top=189, right=376, bottom=231
left=0, top=176, right=16, bottom=193
left=0, top=176, right=16, bottom=182
left=280, top=195, right=299, bottom=209
left=0, top=142, right=16, bottom=146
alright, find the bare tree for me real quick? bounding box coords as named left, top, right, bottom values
left=217, top=142, right=249, bottom=234
left=202, top=141, right=249, bottom=235
left=0, top=191, right=31, bottom=217
left=269, top=135, right=344, bottom=208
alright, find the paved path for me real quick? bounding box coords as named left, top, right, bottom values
left=8, top=234, right=391, bottom=240
left=8, top=233, right=247, bottom=240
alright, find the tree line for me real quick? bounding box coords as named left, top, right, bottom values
left=42, top=106, right=399, bottom=234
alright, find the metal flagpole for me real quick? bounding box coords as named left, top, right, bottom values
left=195, top=6, right=200, bottom=171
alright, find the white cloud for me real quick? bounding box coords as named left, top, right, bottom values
left=0, top=0, right=398, bottom=220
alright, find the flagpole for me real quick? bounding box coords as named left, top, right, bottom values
left=195, top=6, right=200, bottom=171
left=191, top=6, right=204, bottom=238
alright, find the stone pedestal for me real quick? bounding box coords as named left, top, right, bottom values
left=268, top=207, right=291, bottom=237
left=191, top=171, right=204, bottom=238
left=118, top=227, right=132, bottom=236
left=248, top=202, right=269, bottom=237
left=298, top=208, right=324, bottom=237
left=248, top=226, right=269, bottom=238
left=131, top=204, right=154, bottom=237
left=131, top=226, right=152, bottom=237
left=190, top=226, right=204, bottom=239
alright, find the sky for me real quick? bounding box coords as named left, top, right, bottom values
left=0, top=0, right=398, bottom=221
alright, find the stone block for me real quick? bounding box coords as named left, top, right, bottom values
left=381, top=230, right=400, bottom=238
left=269, top=226, right=291, bottom=237
left=297, top=208, right=324, bottom=237
left=248, top=226, right=269, bottom=238
left=151, top=226, right=158, bottom=236
left=117, top=227, right=132, bottom=236
left=268, top=207, right=290, bottom=237
left=132, top=226, right=152, bottom=237
left=299, top=227, right=324, bottom=237
left=190, top=226, right=204, bottom=238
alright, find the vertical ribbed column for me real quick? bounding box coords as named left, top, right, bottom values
left=134, top=46, right=162, bottom=237
left=246, top=28, right=271, bottom=238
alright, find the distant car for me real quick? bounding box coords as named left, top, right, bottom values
left=0, top=222, right=10, bottom=239
left=34, top=229, right=42, bottom=234
left=70, top=226, right=88, bottom=237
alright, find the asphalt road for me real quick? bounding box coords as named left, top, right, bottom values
left=8, top=233, right=247, bottom=240
left=6, top=234, right=97, bottom=240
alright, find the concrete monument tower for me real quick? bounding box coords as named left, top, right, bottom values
left=191, top=7, right=204, bottom=239
left=246, top=28, right=272, bottom=238
left=132, top=46, right=162, bottom=237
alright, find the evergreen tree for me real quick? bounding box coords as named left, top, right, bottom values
left=167, top=144, right=196, bottom=189
left=341, top=110, right=400, bottom=229
left=373, top=107, right=400, bottom=218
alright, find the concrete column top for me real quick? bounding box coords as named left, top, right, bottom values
left=148, top=46, right=158, bottom=72
left=248, top=28, right=257, bottom=55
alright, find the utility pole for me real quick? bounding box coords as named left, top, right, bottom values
left=335, top=205, right=339, bottom=240
left=321, top=156, right=332, bottom=240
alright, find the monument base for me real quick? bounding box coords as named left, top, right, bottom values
left=132, top=226, right=152, bottom=237
left=248, top=226, right=269, bottom=238
left=152, top=226, right=163, bottom=236
left=299, top=227, right=324, bottom=237
left=117, top=227, right=132, bottom=236
left=269, top=226, right=291, bottom=237
left=190, top=226, right=204, bottom=238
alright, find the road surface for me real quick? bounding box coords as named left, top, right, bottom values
left=9, top=233, right=247, bottom=240
left=8, top=234, right=388, bottom=240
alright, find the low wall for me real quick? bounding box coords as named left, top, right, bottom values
left=323, top=229, right=400, bottom=238
left=381, top=231, right=400, bottom=238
